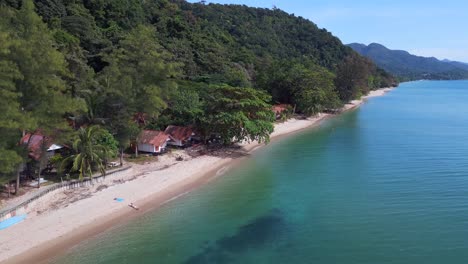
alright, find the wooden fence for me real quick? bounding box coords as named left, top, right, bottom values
left=0, top=166, right=132, bottom=222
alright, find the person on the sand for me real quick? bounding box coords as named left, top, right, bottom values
left=129, top=203, right=139, bottom=210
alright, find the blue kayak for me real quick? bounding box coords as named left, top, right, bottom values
left=0, top=214, right=27, bottom=230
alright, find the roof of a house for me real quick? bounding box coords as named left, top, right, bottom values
left=164, top=125, right=194, bottom=141
left=138, top=130, right=170, bottom=147
left=272, top=104, right=291, bottom=114
left=20, top=133, right=52, bottom=160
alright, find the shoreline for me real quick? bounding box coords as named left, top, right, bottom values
left=0, top=87, right=394, bottom=264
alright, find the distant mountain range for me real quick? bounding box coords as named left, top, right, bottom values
left=347, top=43, right=468, bottom=81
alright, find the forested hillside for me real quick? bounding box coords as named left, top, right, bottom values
left=0, top=0, right=396, bottom=188
left=348, top=43, right=468, bottom=81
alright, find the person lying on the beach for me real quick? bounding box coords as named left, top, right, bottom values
left=128, top=203, right=139, bottom=210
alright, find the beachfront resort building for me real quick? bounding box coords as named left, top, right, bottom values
left=137, top=130, right=170, bottom=154
left=164, top=125, right=195, bottom=147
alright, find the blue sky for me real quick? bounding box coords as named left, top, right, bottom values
left=187, top=0, right=468, bottom=62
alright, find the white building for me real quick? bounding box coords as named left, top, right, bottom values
left=137, top=130, right=170, bottom=154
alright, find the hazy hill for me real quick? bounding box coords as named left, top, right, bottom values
left=348, top=43, right=468, bottom=81
left=442, top=59, right=468, bottom=71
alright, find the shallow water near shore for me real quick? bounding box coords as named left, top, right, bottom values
left=51, top=80, right=468, bottom=264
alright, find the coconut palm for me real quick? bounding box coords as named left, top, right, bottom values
left=61, top=126, right=109, bottom=180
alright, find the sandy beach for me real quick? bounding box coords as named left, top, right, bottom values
left=0, top=87, right=394, bottom=264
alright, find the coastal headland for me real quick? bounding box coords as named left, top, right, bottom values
left=0, top=87, right=394, bottom=264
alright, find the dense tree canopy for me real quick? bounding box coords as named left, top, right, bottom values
left=257, top=60, right=341, bottom=115
left=0, top=0, right=398, bottom=186
left=198, top=85, right=275, bottom=144
left=0, top=29, right=24, bottom=176
left=0, top=1, right=84, bottom=189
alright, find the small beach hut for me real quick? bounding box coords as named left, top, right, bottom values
left=164, top=125, right=195, bottom=147
left=20, top=133, right=64, bottom=161
left=137, top=130, right=170, bottom=154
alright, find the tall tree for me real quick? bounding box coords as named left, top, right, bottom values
left=334, top=53, right=372, bottom=102
left=97, top=25, right=179, bottom=157
left=198, top=85, right=275, bottom=144
left=0, top=0, right=84, bottom=193
left=293, top=65, right=342, bottom=115
left=0, top=29, right=24, bottom=191
left=151, top=82, right=204, bottom=129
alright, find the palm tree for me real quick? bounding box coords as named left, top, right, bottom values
left=61, top=126, right=109, bottom=181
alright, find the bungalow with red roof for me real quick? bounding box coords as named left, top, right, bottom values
left=20, top=133, right=64, bottom=161
left=164, top=125, right=195, bottom=147
left=137, top=130, right=170, bottom=154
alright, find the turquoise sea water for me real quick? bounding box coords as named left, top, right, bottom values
left=51, top=80, right=468, bottom=264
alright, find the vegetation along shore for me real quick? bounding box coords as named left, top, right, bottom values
left=0, top=0, right=398, bottom=262
left=0, top=0, right=397, bottom=197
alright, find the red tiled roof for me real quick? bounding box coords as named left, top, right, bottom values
left=138, top=130, right=169, bottom=147
left=164, top=125, right=194, bottom=141
left=272, top=104, right=291, bottom=114
left=20, top=133, right=50, bottom=160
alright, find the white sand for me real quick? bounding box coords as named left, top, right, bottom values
left=0, top=87, right=394, bottom=264
left=342, top=87, right=393, bottom=111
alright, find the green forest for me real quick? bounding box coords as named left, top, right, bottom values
left=0, top=0, right=397, bottom=192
